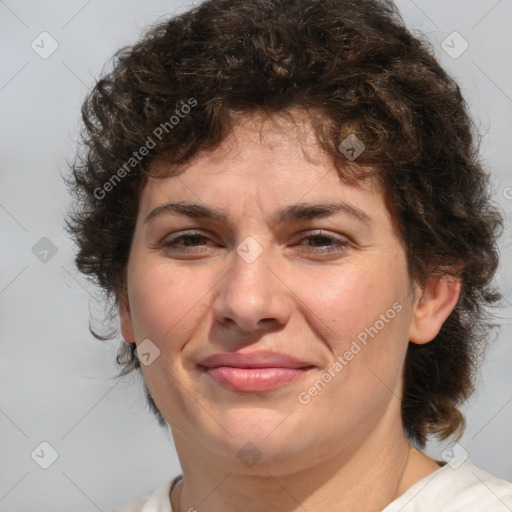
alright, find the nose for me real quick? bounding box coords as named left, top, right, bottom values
left=211, top=238, right=293, bottom=336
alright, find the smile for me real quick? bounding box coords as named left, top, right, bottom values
left=203, top=366, right=313, bottom=392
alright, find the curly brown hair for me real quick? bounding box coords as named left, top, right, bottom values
left=65, top=0, right=503, bottom=448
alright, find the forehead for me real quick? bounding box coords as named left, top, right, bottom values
left=142, top=111, right=385, bottom=215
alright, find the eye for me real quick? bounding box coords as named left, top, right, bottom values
left=159, top=230, right=350, bottom=258
left=294, top=231, right=350, bottom=255
left=162, top=231, right=217, bottom=254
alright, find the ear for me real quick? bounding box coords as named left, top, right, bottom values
left=408, top=272, right=461, bottom=345
left=119, top=288, right=136, bottom=343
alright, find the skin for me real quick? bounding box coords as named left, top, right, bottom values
left=120, top=111, right=461, bottom=512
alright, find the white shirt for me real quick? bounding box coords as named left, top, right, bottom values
left=111, top=459, right=512, bottom=512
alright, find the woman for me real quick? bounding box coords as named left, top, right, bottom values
left=66, top=0, right=512, bottom=510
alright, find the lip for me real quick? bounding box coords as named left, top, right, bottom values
left=198, top=351, right=315, bottom=392
left=199, top=350, right=313, bottom=369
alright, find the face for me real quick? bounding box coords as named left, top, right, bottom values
left=120, top=112, right=421, bottom=475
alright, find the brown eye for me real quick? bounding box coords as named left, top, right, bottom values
left=161, top=231, right=218, bottom=256
left=167, top=234, right=209, bottom=247
left=295, top=231, right=349, bottom=255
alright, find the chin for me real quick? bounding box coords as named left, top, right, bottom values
left=219, top=404, right=296, bottom=433
left=200, top=408, right=316, bottom=465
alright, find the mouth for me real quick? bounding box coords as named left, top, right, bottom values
left=198, top=351, right=315, bottom=393
left=202, top=366, right=314, bottom=392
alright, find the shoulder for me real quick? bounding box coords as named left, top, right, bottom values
left=384, top=459, right=512, bottom=511
left=110, top=476, right=181, bottom=512
left=111, top=495, right=149, bottom=512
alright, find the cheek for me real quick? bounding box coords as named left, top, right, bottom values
left=297, top=261, right=398, bottom=339
left=296, top=256, right=411, bottom=375
left=128, top=260, right=211, bottom=344
left=294, top=263, right=410, bottom=421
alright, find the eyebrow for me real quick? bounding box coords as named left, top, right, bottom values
left=144, top=201, right=371, bottom=226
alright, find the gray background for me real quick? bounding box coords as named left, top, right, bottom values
left=1, top=0, right=511, bottom=510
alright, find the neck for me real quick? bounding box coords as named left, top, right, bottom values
left=170, top=422, right=440, bottom=512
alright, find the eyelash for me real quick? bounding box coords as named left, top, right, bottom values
left=161, top=230, right=350, bottom=256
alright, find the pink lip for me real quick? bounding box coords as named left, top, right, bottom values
left=198, top=351, right=314, bottom=392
